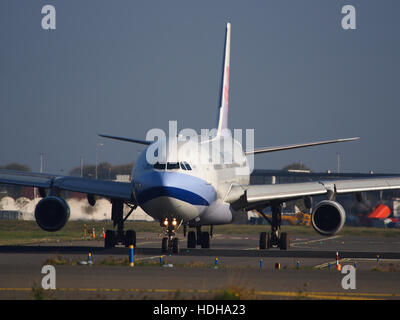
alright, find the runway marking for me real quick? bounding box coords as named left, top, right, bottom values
left=0, top=287, right=397, bottom=300
left=291, top=235, right=343, bottom=247
left=136, top=241, right=160, bottom=246
left=243, top=235, right=343, bottom=251
left=314, top=258, right=351, bottom=269
left=135, top=255, right=165, bottom=261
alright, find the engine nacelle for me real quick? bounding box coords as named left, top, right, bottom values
left=311, top=200, right=346, bottom=236
left=34, top=196, right=70, bottom=232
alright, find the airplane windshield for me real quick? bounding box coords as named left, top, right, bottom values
left=154, top=162, right=166, bottom=170
left=167, top=162, right=180, bottom=170
left=153, top=161, right=191, bottom=170
left=183, top=162, right=192, bottom=170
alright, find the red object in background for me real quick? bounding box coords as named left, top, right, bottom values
left=368, top=204, right=391, bottom=219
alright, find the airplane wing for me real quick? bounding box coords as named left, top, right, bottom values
left=245, top=137, right=359, bottom=155
left=98, top=134, right=151, bottom=145
left=0, top=170, right=134, bottom=201
left=225, top=177, right=400, bottom=209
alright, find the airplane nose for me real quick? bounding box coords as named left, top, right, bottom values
left=134, top=170, right=217, bottom=221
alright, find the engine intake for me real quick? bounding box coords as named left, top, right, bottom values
left=311, top=200, right=346, bottom=236
left=34, top=196, right=70, bottom=232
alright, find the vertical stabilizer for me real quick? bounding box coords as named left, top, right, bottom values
left=216, top=22, right=231, bottom=136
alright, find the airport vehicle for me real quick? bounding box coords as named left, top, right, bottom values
left=252, top=210, right=311, bottom=227
left=2, top=23, right=400, bottom=252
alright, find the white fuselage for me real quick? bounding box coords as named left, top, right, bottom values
left=132, top=134, right=250, bottom=225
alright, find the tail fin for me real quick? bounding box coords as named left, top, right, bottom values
left=216, top=22, right=231, bottom=136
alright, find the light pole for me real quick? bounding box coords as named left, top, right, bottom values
left=95, top=143, right=104, bottom=179
left=40, top=152, right=44, bottom=173
left=80, top=156, right=84, bottom=178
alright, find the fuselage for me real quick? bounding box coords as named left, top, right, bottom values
left=132, top=134, right=250, bottom=226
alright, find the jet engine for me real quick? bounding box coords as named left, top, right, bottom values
left=311, top=200, right=346, bottom=236
left=34, top=196, right=70, bottom=232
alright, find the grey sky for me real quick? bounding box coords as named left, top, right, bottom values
left=0, top=0, right=399, bottom=174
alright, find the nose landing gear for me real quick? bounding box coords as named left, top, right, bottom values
left=161, top=218, right=181, bottom=254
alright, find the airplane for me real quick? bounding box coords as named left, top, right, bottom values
left=1, top=22, right=400, bottom=253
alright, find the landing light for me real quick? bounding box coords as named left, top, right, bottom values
left=163, top=219, right=168, bottom=226
left=172, top=219, right=177, bottom=226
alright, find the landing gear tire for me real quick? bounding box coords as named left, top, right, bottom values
left=201, top=232, right=210, bottom=249
left=279, top=232, right=290, bottom=250
left=196, top=227, right=202, bottom=245
left=267, top=233, right=272, bottom=249
left=260, top=232, right=272, bottom=250
left=124, top=229, right=136, bottom=247
left=172, top=238, right=180, bottom=253
left=258, top=203, right=290, bottom=250
left=259, top=232, right=266, bottom=250
left=105, top=199, right=137, bottom=248
left=105, top=230, right=116, bottom=248
left=161, top=237, right=169, bottom=253
left=187, top=231, right=196, bottom=248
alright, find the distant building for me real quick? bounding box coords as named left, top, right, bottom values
left=0, top=210, right=23, bottom=220
left=115, top=175, right=131, bottom=182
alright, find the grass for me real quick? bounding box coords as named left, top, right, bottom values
left=31, top=282, right=45, bottom=300
left=212, top=286, right=257, bottom=300
left=0, top=220, right=399, bottom=245
left=43, top=255, right=75, bottom=266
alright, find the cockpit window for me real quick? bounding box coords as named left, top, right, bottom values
left=154, top=162, right=166, bottom=170
left=183, top=162, right=192, bottom=170
left=154, top=161, right=191, bottom=171
left=167, top=162, right=180, bottom=170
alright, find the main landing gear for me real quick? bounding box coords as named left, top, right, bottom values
left=258, top=203, right=290, bottom=250
left=186, top=225, right=212, bottom=249
left=161, top=218, right=181, bottom=254
left=104, top=200, right=137, bottom=248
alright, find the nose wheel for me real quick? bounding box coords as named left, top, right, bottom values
left=161, top=218, right=180, bottom=254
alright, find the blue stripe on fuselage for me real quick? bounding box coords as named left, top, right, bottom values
left=136, top=186, right=210, bottom=206
left=134, top=170, right=217, bottom=207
